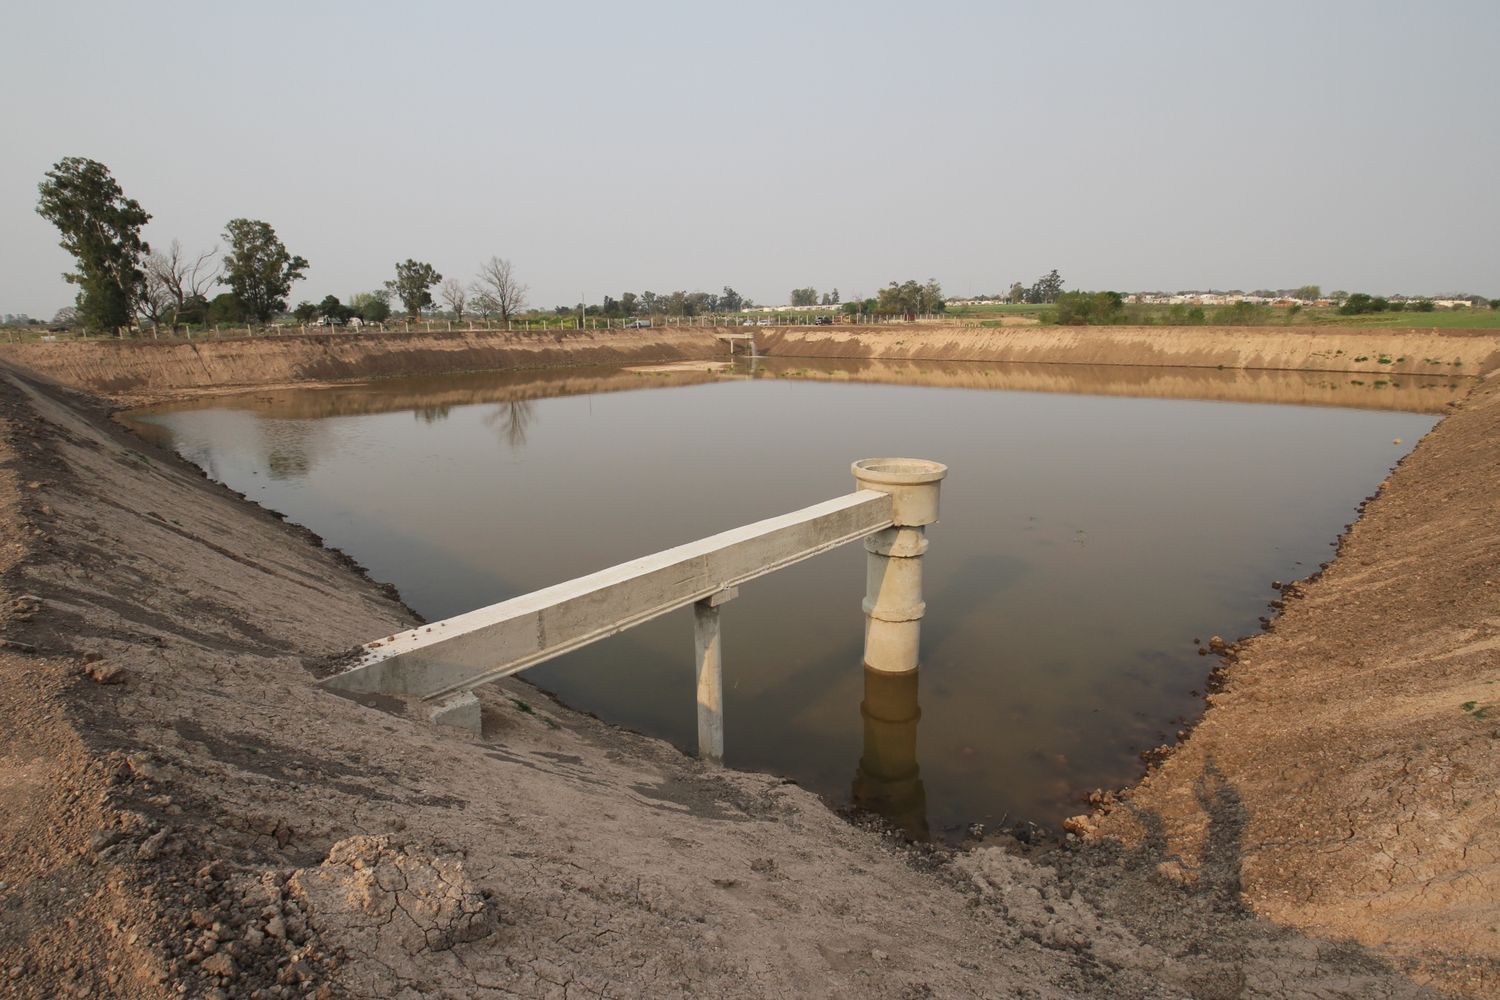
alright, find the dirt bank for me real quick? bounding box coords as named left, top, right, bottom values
left=0, top=341, right=1492, bottom=996
left=0, top=328, right=722, bottom=406
left=5, top=325, right=1500, bottom=410
left=1079, top=369, right=1500, bottom=995
left=759, top=325, right=1500, bottom=378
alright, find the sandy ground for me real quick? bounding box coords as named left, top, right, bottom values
left=0, top=338, right=1494, bottom=997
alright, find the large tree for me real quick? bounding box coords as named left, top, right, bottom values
left=472, top=256, right=527, bottom=323
left=220, top=219, right=308, bottom=322
left=387, top=259, right=442, bottom=318
left=35, top=157, right=152, bottom=335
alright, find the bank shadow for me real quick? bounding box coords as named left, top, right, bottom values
left=1081, top=755, right=1460, bottom=997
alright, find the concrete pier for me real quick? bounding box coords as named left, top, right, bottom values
left=852, top=459, right=947, bottom=675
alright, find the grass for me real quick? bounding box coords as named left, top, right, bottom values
left=941, top=302, right=1500, bottom=329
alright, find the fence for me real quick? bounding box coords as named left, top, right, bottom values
left=4, top=312, right=971, bottom=345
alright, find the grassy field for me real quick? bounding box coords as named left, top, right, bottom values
left=945, top=301, right=1500, bottom=329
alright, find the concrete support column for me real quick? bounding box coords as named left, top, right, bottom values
left=852, top=459, right=947, bottom=675
left=693, top=586, right=737, bottom=764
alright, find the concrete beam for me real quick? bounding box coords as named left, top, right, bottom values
left=321, top=491, right=895, bottom=703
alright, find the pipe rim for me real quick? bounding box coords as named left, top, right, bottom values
left=852, top=457, right=948, bottom=485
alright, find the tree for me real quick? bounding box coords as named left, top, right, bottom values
left=35, top=157, right=152, bottom=335
left=1007, top=282, right=1026, bottom=303
left=292, top=301, right=318, bottom=322
left=1025, top=269, right=1064, bottom=304
left=1294, top=284, right=1321, bottom=302
left=920, top=278, right=945, bottom=314
left=351, top=290, right=391, bottom=323
left=386, top=260, right=442, bottom=318
left=318, top=295, right=354, bottom=323
left=51, top=306, right=80, bottom=328
left=206, top=292, right=244, bottom=324
left=719, top=287, right=744, bottom=313
left=440, top=277, right=467, bottom=319
left=1055, top=291, right=1124, bottom=325
left=472, top=257, right=527, bottom=323
left=790, top=287, right=819, bottom=307
left=144, top=240, right=219, bottom=327
left=220, top=219, right=308, bottom=322
left=829, top=288, right=840, bottom=305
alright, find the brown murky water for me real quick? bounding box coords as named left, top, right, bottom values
left=126, top=361, right=1451, bottom=839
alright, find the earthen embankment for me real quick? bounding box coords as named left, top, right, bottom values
left=0, top=327, right=722, bottom=403
left=759, top=324, right=1500, bottom=377
left=5, top=324, right=1500, bottom=406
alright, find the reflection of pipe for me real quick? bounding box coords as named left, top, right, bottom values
left=851, top=665, right=929, bottom=841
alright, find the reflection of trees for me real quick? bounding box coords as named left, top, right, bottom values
left=483, top=399, right=535, bottom=450
left=267, top=448, right=310, bottom=480
left=414, top=404, right=451, bottom=424
left=259, top=420, right=319, bottom=482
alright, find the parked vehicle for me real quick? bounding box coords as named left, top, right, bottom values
left=625, top=319, right=652, bottom=329
left=814, top=315, right=833, bottom=325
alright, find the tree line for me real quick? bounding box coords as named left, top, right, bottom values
left=34, top=157, right=528, bottom=334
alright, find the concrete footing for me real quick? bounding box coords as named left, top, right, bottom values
left=429, top=691, right=481, bottom=732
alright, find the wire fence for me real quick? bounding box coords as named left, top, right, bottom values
left=7, top=313, right=979, bottom=344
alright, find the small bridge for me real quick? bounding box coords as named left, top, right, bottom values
left=321, top=458, right=946, bottom=763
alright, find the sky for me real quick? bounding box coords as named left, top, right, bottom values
left=2, top=0, right=1496, bottom=318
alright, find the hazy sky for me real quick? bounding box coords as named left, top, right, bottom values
left=3, top=0, right=1496, bottom=317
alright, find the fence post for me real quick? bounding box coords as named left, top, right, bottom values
left=852, top=459, right=947, bottom=674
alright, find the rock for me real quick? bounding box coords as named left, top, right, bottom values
left=89, top=829, right=122, bottom=854
left=86, top=662, right=127, bottom=684
left=264, top=915, right=286, bottom=940
left=200, top=952, right=236, bottom=977
left=1207, top=635, right=1227, bottom=652
left=136, top=827, right=171, bottom=861
left=291, top=834, right=500, bottom=955
left=1061, top=814, right=1097, bottom=838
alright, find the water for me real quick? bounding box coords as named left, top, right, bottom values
left=125, top=361, right=1448, bottom=840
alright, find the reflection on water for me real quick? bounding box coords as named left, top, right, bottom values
left=123, top=359, right=1452, bottom=839
left=484, top=400, right=535, bottom=450
left=852, top=666, right=927, bottom=840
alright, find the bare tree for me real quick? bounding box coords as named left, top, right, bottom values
left=144, top=240, right=219, bottom=325
left=472, top=257, right=527, bottom=323
left=440, top=277, right=468, bottom=320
